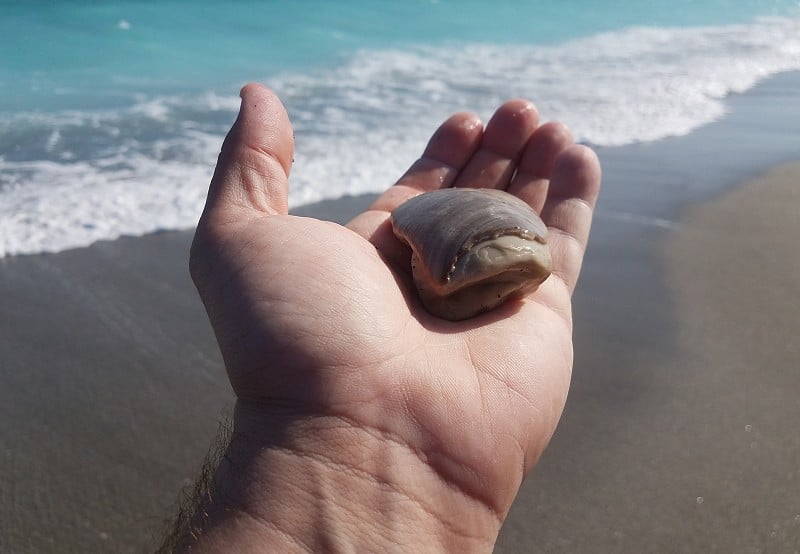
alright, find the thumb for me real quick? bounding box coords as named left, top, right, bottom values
left=203, top=83, right=294, bottom=221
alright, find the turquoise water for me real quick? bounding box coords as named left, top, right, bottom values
left=1, top=1, right=800, bottom=255
left=2, top=0, right=797, bottom=111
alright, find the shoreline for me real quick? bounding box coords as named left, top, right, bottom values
left=2, top=72, right=800, bottom=552
left=3, top=69, right=800, bottom=263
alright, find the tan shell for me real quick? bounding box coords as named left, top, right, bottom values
left=391, top=188, right=552, bottom=320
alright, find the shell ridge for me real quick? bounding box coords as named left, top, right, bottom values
left=444, top=227, right=541, bottom=282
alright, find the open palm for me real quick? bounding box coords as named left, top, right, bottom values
left=189, top=84, right=600, bottom=536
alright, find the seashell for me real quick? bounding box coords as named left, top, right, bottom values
left=391, top=188, right=552, bottom=321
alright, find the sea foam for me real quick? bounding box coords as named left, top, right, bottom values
left=1, top=17, right=799, bottom=257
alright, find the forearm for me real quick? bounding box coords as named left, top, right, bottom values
left=166, top=402, right=502, bottom=553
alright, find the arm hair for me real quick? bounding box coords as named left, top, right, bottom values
left=155, top=415, right=233, bottom=553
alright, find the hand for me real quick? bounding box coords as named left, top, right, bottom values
left=187, top=83, right=600, bottom=552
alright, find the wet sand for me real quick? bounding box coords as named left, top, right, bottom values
left=3, top=73, right=800, bottom=552
left=496, top=162, right=800, bottom=553
left=0, top=197, right=376, bottom=553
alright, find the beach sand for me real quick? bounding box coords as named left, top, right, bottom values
left=3, top=73, right=800, bottom=552
left=496, top=162, right=800, bottom=553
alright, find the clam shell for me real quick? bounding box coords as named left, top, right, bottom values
left=391, top=188, right=552, bottom=320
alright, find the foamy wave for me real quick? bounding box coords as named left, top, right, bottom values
left=0, top=98, right=228, bottom=257
left=279, top=16, right=800, bottom=211
left=0, top=148, right=218, bottom=257
left=284, top=15, right=800, bottom=147
left=2, top=16, right=799, bottom=257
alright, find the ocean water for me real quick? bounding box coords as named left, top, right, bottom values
left=1, top=0, right=799, bottom=257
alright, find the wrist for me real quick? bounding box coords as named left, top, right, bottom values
left=184, top=401, right=501, bottom=553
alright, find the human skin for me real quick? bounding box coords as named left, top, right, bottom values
left=179, top=83, right=601, bottom=552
